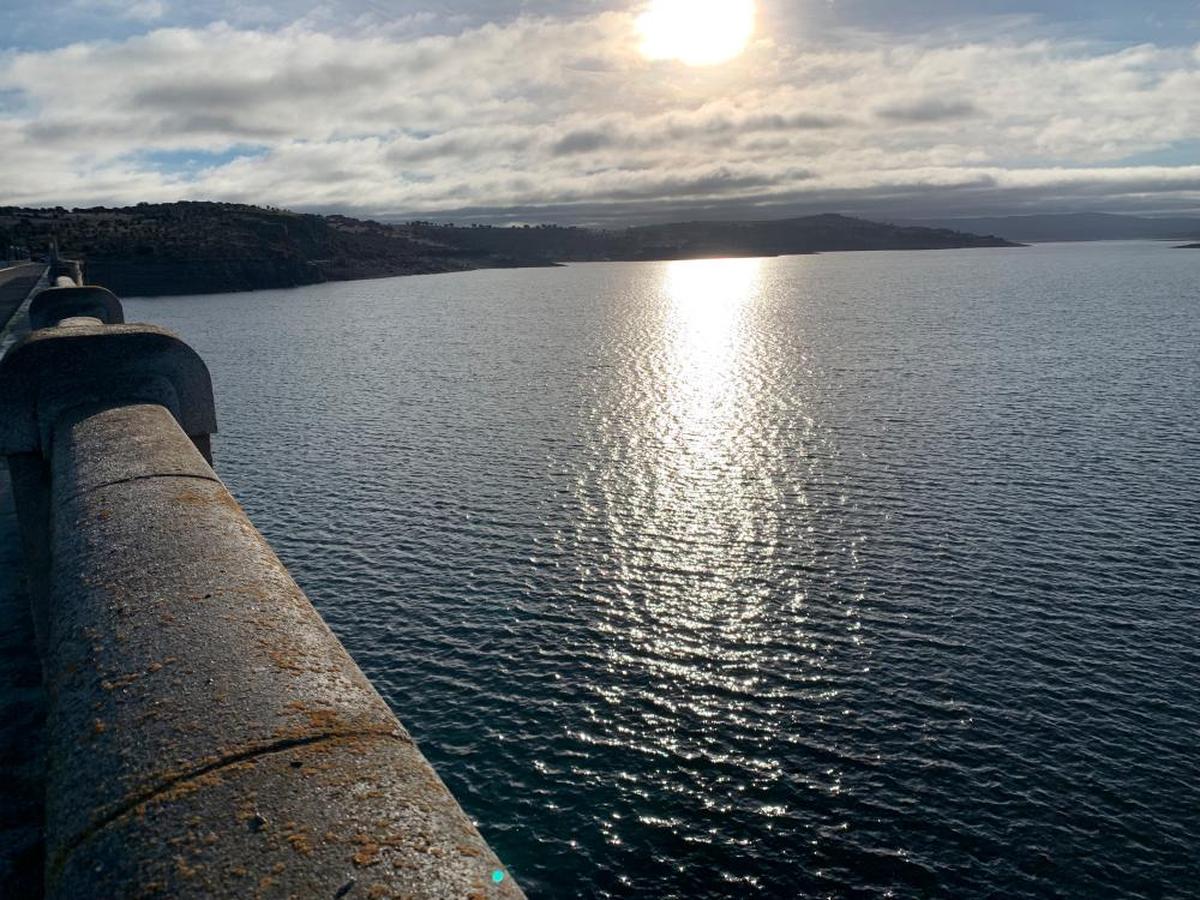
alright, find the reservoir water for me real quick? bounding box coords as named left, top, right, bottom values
left=126, top=242, right=1199, bottom=899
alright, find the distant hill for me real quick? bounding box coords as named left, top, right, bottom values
left=1177, top=243, right=1200, bottom=249
left=0, top=203, right=513, bottom=297
left=904, top=212, right=1200, bottom=243
left=0, top=202, right=1020, bottom=297
left=410, top=212, right=1018, bottom=262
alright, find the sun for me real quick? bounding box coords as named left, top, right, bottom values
left=637, top=0, right=756, bottom=67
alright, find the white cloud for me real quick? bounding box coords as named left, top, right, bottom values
left=0, top=14, right=1198, bottom=220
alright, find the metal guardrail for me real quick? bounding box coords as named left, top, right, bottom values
left=0, top=277, right=522, bottom=898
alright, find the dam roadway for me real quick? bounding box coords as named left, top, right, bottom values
left=0, top=264, right=45, bottom=896
left=0, top=264, right=42, bottom=333
left=0, top=421, right=45, bottom=896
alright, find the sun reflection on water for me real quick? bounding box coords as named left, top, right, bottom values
left=654, top=257, right=765, bottom=585
left=576, top=254, right=864, bottom=676
left=563, top=254, right=867, bottom=871
left=663, top=256, right=762, bottom=412
left=615, top=255, right=793, bottom=677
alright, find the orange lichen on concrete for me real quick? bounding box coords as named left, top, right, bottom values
left=100, top=672, right=142, bottom=691
left=351, top=833, right=382, bottom=867
left=267, top=647, right=306, bottom=674
left=284, top=823, right=314, bottom=856
left=175, top=856, right=199, bottom=879
left=171, top=488, right=211, bottom=507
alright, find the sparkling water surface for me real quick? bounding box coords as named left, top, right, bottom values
left=126, top=242, right=1200, bottom=899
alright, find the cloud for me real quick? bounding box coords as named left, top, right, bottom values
left=0, top=14, right=1198, bottom=222
left=551, top=129, right=615, bottom=156
left=876, top=97, right=981, bottom=123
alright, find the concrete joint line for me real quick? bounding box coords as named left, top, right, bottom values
left=48, top=727, right=413, bottom=878
left=59, top=470, right=223, bottom=506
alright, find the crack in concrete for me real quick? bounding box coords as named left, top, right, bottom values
left=46, top=726, right=411, bottom=880
left=59, top=470, right=223, bottom=506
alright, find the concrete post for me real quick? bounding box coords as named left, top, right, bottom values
left=0, top=321, right=218, bottom=648
left=29, top=286, right=124, bottom=330
left=0, top=321, right=217, bottom=465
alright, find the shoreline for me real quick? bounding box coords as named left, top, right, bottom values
left=114, top=244, right=1029, bottom=299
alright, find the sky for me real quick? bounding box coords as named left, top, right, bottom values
left=1, top=1, right=1199, bottom=224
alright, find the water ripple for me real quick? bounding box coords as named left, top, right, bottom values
left=128, top=243, right=1200, bottom=899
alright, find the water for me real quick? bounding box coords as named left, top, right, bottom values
left=126, top=242, right=1200, bottom=899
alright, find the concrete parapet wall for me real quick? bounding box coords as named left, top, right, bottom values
left=44, top=404, right=519, bottom=897
left=50, top=258, right=82, bottom=288
left=1, top=284, right=522, bottom=898
left=0, top=321, right=217, bottom=462
left=29, top=286, right=124, bottom=331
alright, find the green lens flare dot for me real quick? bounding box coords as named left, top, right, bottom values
left=492, top=870, right=505, bottom=883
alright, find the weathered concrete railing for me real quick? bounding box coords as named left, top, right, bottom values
left=28, top=285, right=124, bottom=331
left=48, top=254, right=82, bottom=289
left=0, top=283, right=522, bottom=897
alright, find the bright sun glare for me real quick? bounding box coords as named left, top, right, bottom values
left=637, top=0, right=756, bottom=67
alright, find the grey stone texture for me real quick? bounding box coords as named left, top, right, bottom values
left=41, top=403, right=522, bottom=898
left=54, top=734, right=515, bottom=899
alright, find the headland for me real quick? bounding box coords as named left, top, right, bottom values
left=2, top=203, right=1021, bottom=298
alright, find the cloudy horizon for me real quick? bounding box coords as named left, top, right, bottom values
left=2, top=1, right=1200, bottom=225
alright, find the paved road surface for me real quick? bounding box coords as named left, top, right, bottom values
left=0, top=467, right=43, bottom=898
left=0, top=264, right=41, bottom=334
left=0, top=264, right=45, bottom=897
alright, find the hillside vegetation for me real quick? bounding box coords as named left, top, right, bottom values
left=0, top=202, right=1020, bottom=297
